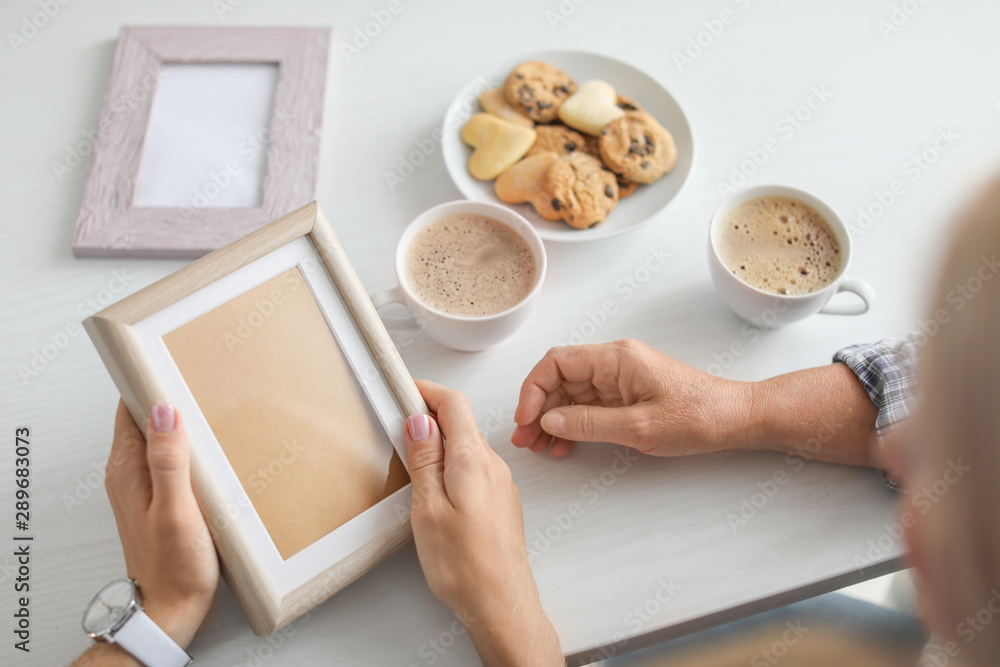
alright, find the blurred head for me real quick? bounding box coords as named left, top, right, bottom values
left=889, top=176, right=1000, bottom=663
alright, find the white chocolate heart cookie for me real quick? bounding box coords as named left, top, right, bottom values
left=461, top=113, right=537, bottom=181
left=557, top=80, right=626, bottom=136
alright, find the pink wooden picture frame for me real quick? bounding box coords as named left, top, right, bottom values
left=72, top=26, right=331, bottom=259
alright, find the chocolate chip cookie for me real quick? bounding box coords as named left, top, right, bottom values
left=615, top=95, right=643, bottom=113
left=503, top=61, right=577, bottom=123
left=599, top=111, right=676, bottom=184
left=527, top=125, right=592, bottom=158
left=542, top=152, right=618, bottom=229
left=616, top=175, right=638, bottom=199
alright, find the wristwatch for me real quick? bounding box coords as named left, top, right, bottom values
left=82, top=579, right=192, bottom=667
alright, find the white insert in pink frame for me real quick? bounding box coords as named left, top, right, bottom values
left=72, top=26, right=332, bottom=259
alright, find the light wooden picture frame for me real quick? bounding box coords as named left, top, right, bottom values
left=84, top=202, right=426, bottom=635
left=72, top=26, right=331, bottom=259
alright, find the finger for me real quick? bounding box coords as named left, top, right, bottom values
left=514, top=344, right=619, bottom=426
left=511, top=384, right=571, bottom=447
left=540, top=403, right=644, bottom=445
left=145, top=404, right=195, bottom=508
left=514, top=348, right=569, bottom=427
left=404, top=412, right=448, bottom=508
left=415, top=379, right=485, bottom=447
left=107, top=399, right=150, bottom=497
left=511, top=374, right=573, bottom=449
left=528, top=433, right=553, bottom=453
left=414, top=380, right=500, bottom=506
left=511, top=423, right=546, bottom=448
left=549, top=438, right=576, bottom=458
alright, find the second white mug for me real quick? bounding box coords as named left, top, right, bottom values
left=708, top=185, right=875, bottom=326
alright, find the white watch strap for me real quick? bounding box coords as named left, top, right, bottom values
left=114, top=609, right=191, bottom=667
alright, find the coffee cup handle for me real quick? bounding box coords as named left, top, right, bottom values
left=819, top=277, right=876, bottom=316
left=369, top=286, right=414, bottom=329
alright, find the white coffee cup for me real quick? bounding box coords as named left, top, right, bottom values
left=370, top=200, right=547, bottom=351
left=708, top=185, right=875, bottom=326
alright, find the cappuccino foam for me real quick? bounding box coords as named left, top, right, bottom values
left=404, top=214, right=536, bottom=317
left=717, top=196, right=842, bottom=296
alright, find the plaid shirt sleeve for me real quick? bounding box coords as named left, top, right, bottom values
left=833, top=337, right=920, bottom=490
left=833, top=337, right=920, bottom=439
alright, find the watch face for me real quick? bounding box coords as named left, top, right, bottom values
left=83, top=579, right=136, bottom=636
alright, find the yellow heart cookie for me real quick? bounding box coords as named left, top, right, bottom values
left=557, top=80, right=626, bottom=136
left=479, top=88, right=534, bottom=127
left=495, top=152, right=562, bottom=221
left=461, top=113, right=537, bottom=181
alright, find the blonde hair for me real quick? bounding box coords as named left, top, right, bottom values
left=916, top=176, right=1000, bottom=663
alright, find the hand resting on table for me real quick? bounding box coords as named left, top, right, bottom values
left=512, top=339, right=881, bottom=468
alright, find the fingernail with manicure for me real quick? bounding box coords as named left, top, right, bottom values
left=406, top=414, right=431, bottom=441
left=151, top=404, right=176, bottom=433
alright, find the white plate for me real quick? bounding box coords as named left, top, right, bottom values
left=442, top=50, right=694, bottom=242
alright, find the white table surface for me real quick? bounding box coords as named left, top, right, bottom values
left=3, top=1, right=1000, bottom=665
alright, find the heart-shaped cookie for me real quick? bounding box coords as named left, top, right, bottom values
left=479, top=88, right=534, bottom=127
left=557, top=80, right=626, bottom=136
left=495, top=152, right=562, bottom=221
left=461, top=113, right=537, bottom=181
